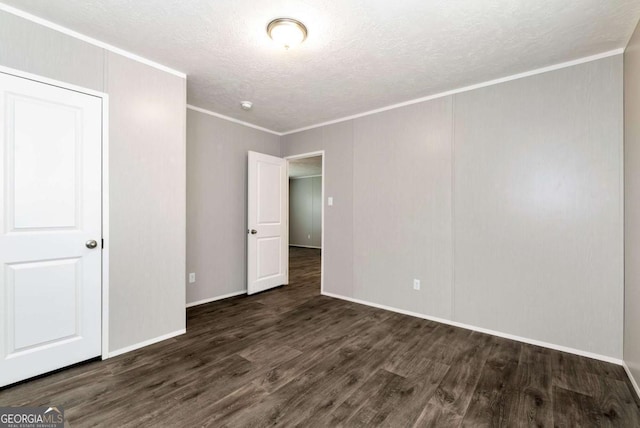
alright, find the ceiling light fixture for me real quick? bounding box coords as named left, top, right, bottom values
left=267, top=18, right=308, bottom=50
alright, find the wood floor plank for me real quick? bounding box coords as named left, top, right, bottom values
left=383, top=321, right=448, bottom=377
left=249, top=335, right=347, bottom=394
left=588, top=375, right=640, bottom=427
left=420, top=333, right=494, bottom=422
left=507, top=344, right=553, bottom=427
left=425, top=362, right=486, bottom=420
left=554, top=379, right=639, bottom=428
left=416, top=403, right=463, bottom=428
left=374, top=357, right=450, bottom=427
left=213, top=339, right=394, bottom=427
left=553, top=386, right=600, bottom=427
left=461, top=358, right=519, bottom=427
left=551, top=350, right=601, bottom=396
left=488, top=335, right=523, bottom=363
left=260, top=325, right=410, bottom=426
left=329, top=368, right=405, bottom=427
left=198, top=383, right=270, bottom=427
left=1, top=247, right=639, bottom=427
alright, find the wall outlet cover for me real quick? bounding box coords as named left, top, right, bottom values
left=189, top=273, right=196, bottom=284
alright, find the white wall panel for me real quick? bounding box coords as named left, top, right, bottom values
left=0, top=11, right=104, bottom=92
left=106, top=52, right=186, bottom=351
left=453, top=56, right=623, bottom=357
left=289, top=178, right=313, bottom=247
left=289, top=176, right=322, bottom=248
left=624, top=20, right=640, bottom=384
left=352, top=99, right=453, bottom=318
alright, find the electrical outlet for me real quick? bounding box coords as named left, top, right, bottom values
left=189, top=273, right=196, bottom=284
left=308, top=234, right=311, bottom=240
left=413, top=279, right=420, bottom=291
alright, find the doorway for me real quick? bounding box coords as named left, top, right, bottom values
left=286, top=152, right=324, bottom=295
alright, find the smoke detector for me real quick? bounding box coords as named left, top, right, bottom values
left=240, top=101, right=253, bottom=111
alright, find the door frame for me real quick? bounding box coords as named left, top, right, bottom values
left=284, top=151, right=325, bottom=294
left=0, top=65, right=111, bottom=360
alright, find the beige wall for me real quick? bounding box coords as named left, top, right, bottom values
left=282, top=55, right=624, bottom=358
left=0, top=10, right=187, bottom=354
left=625, top=20, right=640, bottom=389
left=186, top=109, right=280, bottom=305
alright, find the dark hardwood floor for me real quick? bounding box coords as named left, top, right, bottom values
left=1, top=246, right=639, bottom=427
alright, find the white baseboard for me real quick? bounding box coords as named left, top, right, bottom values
left=186, top=290, right=246, bottom=308
left=107, top=329, right=186, bottom=358
left=321, top=291, right=623, bottom=366
left=623, top=361, right=640, bottom=400
left=289, top=244, right=322, bottom=249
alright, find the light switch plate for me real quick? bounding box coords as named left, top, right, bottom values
left=328, top=197, right=333, bottom=206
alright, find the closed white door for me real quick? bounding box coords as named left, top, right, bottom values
left=247, top=151, right=288, bottom=295
left=0, top=72, right=103, bottom=387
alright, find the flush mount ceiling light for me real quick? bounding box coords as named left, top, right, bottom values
left=267, top=18, right=308, bottom=50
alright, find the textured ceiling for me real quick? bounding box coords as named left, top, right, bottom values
left=289, top=156, right=322, bottom=178
left=4, top=1, right=640, bottom=132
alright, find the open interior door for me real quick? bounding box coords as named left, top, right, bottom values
left=247, top=151, right=288, bottom=295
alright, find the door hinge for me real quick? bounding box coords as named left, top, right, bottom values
left=101, top=239, right=104, bottom=249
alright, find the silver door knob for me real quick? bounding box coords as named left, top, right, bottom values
left=86, top=240, right=98, bottom=249
left=250, top=229, right=257, bottom=235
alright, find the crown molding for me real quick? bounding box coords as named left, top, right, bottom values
left=0, top=2, right=186, bottom=78
left=281, top=48, right=624, bottom=135
left=187, top=105, right=282, bottom=136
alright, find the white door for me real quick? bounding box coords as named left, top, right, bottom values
left=247, top=151, right=288, bottom=295
left=0, top=72, right=103, bottom=387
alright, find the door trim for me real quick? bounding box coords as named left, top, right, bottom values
left=285, top=151, right=325, bottom=294
left=0, top=64, right=111, bottom=360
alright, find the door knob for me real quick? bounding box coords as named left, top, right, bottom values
left=250, top=229, right=257, bottom=235
left=86, top=240, right=98, bottom=249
